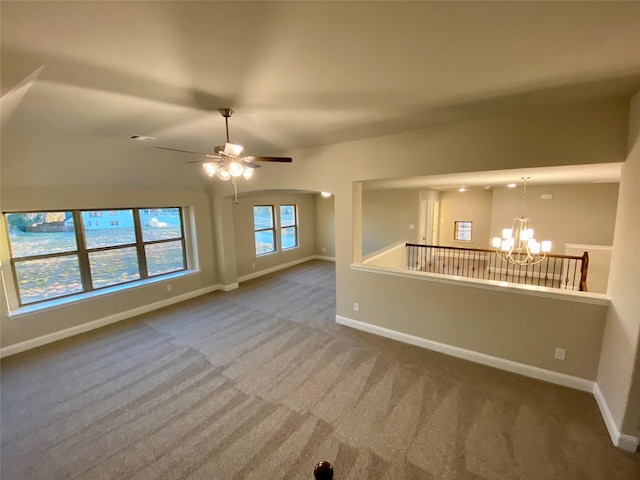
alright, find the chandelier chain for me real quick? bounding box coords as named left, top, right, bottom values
left=521, top=176, right=530, bottom=216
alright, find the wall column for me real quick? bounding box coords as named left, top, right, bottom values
left=596, top=91, right=640, bottom=451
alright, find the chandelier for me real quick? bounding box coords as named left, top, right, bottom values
left=492, top=177, right=551, bottom=265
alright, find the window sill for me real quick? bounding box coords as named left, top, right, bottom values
left=7, top=269, right=201, bottom=319
left=256, top=245, right=300, bottom=257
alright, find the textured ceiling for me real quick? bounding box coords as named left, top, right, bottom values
left=2, top=1, right=640, bottom=158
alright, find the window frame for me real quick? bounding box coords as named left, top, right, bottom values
left=253, top=205, right=277, bottom=256
left=453, top=220, right=473, bottom=242
left=3, top=207, right=187, bottom=307
left=279, top=204, right=299, bottom=250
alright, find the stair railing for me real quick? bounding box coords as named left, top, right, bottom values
left=406, top=243, right=589, bottom=291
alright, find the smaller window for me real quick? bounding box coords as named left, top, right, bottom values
left=454, top=221, right=472, bottom=241
left=253, top=206, right=276, bottom=255
left=280, top=205, right=298, bottom=250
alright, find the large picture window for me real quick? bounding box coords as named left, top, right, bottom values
left=253, top=206, right=276, bottom=255
left=4, top=207, right=186, bottom=306
left=279, top=205, right=298, bottom=250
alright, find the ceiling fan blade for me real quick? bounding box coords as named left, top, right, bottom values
left=156, top=146, right=210, bottom=156
left=187, top=158, right=222, bottom=164
left=240, top=159, right=262, bottom=169
left=246, top=156, right=293, bottom=163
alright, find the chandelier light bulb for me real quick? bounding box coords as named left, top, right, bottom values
left=243, top=168, right=254, bottom=180
left=530, top=240, right=541, bottom=254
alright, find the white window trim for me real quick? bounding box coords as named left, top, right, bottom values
left=279, top=204, right=299, bottom=251
left=1, top=206, right=194, bottom=312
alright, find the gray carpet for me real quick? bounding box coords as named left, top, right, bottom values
left=1, top=259, right=638, bottom=479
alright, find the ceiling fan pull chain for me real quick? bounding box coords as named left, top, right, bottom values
left=232, top=176, right=238, bottom=204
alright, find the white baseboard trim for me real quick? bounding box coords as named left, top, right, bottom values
left=335, top=315, right=595, bottom=393
left=238, top=255, right=319, bottom=283
left=220, top=283, right=239, bottom=292
left=313, top=255, right=336, bottom=262
left=593, top=383, right=639, bottom=452
left=0, top=285, right=219, bottom=359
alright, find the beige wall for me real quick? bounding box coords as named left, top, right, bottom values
left=597, top=91, right=640, bottom=439
left=232, top=191, right=316, bottom=278
left=206, top=97, right=629, bottom=382
left=490, top=183, right=619, bottom=254
left=362, top=189, right=419, bottom=256
left=314, top=193, right=335, bottom=258
left=1, top=97, right=632, bottom=391
left=348, top=270, right=606, bottom=379
left=0, top=186, right=216, bottom=348
left=2, top=89, right=637, bottom=447
left=438, top=189, right=493, bottom=248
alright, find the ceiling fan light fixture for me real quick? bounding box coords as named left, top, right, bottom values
left=228, top=161, right=244, bottom=177
left=157, top=108, right=291, bottom=186
left=202, top=162, right=218, bottom=177
left=217, top=167, right=231, bottom=181
left=224, top=142, right=244, bottom=156
left=243, top=168, right=254, bottom=180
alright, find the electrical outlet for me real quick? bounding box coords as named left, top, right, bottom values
left=252, top=262, right=255, bottom=269
left=166, top=284, right=172, bottom=292
left=409, top=224, right=415, bottom=230
left=353, top=302, right=359, bottom=312
left=322, top=248, right=327, bottom=253
left=554, top=348, right=567, bottom=360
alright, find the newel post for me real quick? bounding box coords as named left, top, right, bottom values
left=579, top=251, right=589, bottom=292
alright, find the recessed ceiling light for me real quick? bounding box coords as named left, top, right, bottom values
left=507, top=183, right=517, bottom=188
left=458, top=187, right=466, bottom=192
left=129, top=135, right=157, bottom=142
left=321, top=192, right=332, bottom=197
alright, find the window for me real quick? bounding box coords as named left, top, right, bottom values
left=279, top=205, right=298, bottom=250
left=454, top=221, right=472, bottom=241
left=4, top=207, right=186, bottom=306
left=253, top=206, right=276, bottom=255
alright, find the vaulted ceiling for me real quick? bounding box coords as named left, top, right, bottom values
left=2, top=1, right=640, bottom=164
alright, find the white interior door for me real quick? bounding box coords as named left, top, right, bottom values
left=419, top=200, right=438, bottom=245
left=431, top=201, right=439, bottom=244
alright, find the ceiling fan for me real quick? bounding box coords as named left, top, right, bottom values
left=156, top=108, right=292, bottom=181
